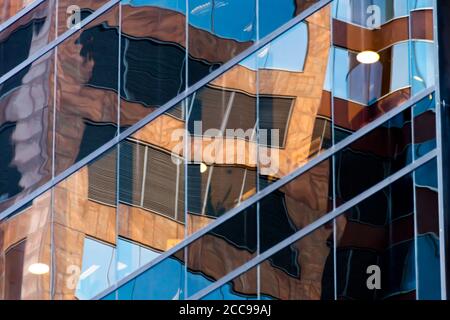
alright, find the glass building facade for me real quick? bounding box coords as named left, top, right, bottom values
left=0, top=0, right=446, bottom=300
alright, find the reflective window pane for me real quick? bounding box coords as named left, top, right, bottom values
left=0, top=52, right=55, bottom=213
left=188, top=0, right=256, bottom=85
left=75, top=237, right=115, bottom=300
left=258, top=5, right=332, bottom=185
left=186, top=204, right=257, bottom=297
left=259, top=223, right=334, bottom=300
left=413, top=93, right=436, bottom=160
left=53, top=147, right=117, bottom=300
left=260, top=159, right=333, bottom=253
left=201, top=267, right=258, bottom=300
left=415, top=159, right=441, bottom=299
left=335, top=110, right=413, bottom=205
left=0, top=191, right=52, bottom=299
left=117, top=102, right=186, bottom=283
left=120, top=0, right=187, bottom=127
left=187, top=52, right=257, bottom=233
left=115, top=248, right=185, bottom=300
left=259, top=0, right=321, bottom=38
left=0, top=1, right=35, bottom=24
left=55, top=4, right=120, bottom=175
left=336, top=173, right=416, bottom=299
left=0, top=1, right=55, bottom=78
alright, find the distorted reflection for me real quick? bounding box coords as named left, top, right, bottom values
left=75, top=237, right=115, bottom=300
left=415, top=159, right=440, bottom=300
left=336, top=174, right=416, bottom=299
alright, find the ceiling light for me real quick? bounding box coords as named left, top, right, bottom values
left=28, top=263, right=49, bottom=275
left=414, top=75, right=424, bottom=82
left=356, top=51, right=380, bottom=64
left=200, top=163, right=208, bottom=173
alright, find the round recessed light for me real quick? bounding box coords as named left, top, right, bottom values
left=357, top=51, right=380, bottom=64
left=200, top=163, right=208, bottom=173
left=28, top=263, right=49, bottom=275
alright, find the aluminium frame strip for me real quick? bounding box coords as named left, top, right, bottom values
left=92, top=85, right=435, bottom=300
left=189, top=149, right=439, bottom=300
left=0, top=0, right=333, bottom=219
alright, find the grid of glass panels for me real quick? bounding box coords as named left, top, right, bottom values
left=0, top=0, right=442, bottom=300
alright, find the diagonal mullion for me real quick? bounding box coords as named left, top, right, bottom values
left=91, top=85, right=435, bottom=300
left=189, top=150, right=438, bottom=300
left=0, top=0, right=333, bottom=220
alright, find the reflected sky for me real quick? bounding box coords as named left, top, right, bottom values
left=240, top=22, right=308, bottom=72
left=122, top=0, right=299, bottom=42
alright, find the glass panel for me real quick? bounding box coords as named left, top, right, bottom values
left=409, top=0, right=434, bottom=9
left=0, top=190, right=52, bottom=299
left=0, top=0, right=114, bottom=79
left=186, top=204, right=257, bottom=297
left=259, top=223, right=334, bottom=300
left=335, top=110, right=412, bottom=205
left=259, top=0, right=322, bottom=38
left=259, top=159, right=333, bottom=253
left=0, top=0, right=55, bottom=79
left=114, top=248, right=185, bottom=300
left=57, top=0, right=112, bottom=36
left=258, top=5, right=332, bottom=184
left=53, top=146, right=117, bottom=300
left=332, top=0, right=435, bottom=135
left=335, top=173, right=417, bottom=300
left=413, top=92, right=436, bottom=160
left=333, top=0, right=409, bottom=27
left=188, top=0, right=256, bottom=86
left=120, top=0, right=187, bottom=128
left=54, top=3, right=120, bottom=175
left=411, top=41, right=435, bottom=95
left=0, top=51, right=55, bottom=213
left=333, top=44, right=409, bottom=113
left=415, top=158, right=441, bottom=299
left=116, top=237, right=160, bottom=280
left=201, top=267, right=258, bottom=300
left=75, top=237, right=115, bottom=300
left=117, top=101, right=186, bottom=282
left=186, top=51, right=257, bottom=234
left=0, top=0, right=36, bottom=24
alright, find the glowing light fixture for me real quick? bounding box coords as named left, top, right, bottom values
left=200, top=163, right=208, bottom=173
left=414, top=75, right=424, bottom=82
left=28, top=263, right=49, bottom=275
left=357, top=51, right=380, bottom=64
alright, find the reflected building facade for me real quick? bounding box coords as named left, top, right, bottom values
left=0, top=0, right=446, bottom=300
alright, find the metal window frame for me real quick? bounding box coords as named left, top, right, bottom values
left=189, top=150, right=438, bottom=300
left=0, top=0, right=333, bottom=222
left=91, top=86, right=435, bottom=300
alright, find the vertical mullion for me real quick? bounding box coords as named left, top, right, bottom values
left=184, top=0, right=189, bottom=300
left=256, top=0, right=260, bottom=300
left=432, top=0, right=448, bottom=300
left=407, top=0, right=421, bottom=300
left=330, top=1, right=338, bottom=301
left=50, top=0, right=59, bottom=300
left=114, top=1, right=122, bottom=301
